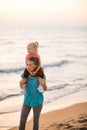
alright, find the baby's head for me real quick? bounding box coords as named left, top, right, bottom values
left=27, top=41, right=39, bottom=54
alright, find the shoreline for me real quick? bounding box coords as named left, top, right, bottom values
left=8, top=102, right=87, bottom=130
left=0, top=90, right=87, bottom=130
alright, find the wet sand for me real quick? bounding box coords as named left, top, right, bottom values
left=9, top=102, right=87, bottom=130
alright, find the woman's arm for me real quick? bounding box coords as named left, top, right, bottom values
left=38, top=77, right=47, bottom=91
left=19, top=78, right=27, bottom=89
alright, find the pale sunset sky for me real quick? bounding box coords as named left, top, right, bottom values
left=0, top=0, right=87, bottom=26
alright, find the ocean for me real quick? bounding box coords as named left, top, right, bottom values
left=0, top=25, right=87, bottom=129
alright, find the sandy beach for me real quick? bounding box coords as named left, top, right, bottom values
left=0, top=25, right=87, bottom=130
left=8, top=102, right=87, bottom=130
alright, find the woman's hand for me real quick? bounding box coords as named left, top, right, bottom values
left=21, top=83, right=26, bottom=89
left=38, top=77, right=47, bottom=91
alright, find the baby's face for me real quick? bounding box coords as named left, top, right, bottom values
left=27, top=45, right=35, bottom=54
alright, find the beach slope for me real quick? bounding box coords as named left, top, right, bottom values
left=9, top=102, right=87, bottom=130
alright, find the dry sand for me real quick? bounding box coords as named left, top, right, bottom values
left=9, top=102, right=87, bottom=130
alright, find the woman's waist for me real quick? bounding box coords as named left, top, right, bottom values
left=26, top=89, right=40, bottom=95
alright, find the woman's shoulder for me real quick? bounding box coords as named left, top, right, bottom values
left=40, top=73, right=46, bottom=79
left=43, top=74, right=46, bottom=79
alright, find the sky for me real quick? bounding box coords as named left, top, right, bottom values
left=0, top=0, right=87, bottom=26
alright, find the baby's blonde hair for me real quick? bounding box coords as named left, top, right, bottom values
left=33, top=41, right=39, bottom=49
left=27, top=41, right=39, bottom=52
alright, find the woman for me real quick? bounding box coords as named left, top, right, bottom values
left=19, top=57, right=47, bottom=130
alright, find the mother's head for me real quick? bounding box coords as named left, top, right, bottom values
left=26, top=57, right=44, bottom=77
left=26, top=57, right=39, bottom=72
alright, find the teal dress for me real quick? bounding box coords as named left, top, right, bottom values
left=24, top=77, right=44, bottom=107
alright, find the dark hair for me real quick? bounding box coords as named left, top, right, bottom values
left=23, top=57, right=44, bottom=78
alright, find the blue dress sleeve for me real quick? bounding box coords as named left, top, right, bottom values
left=43, top=74, right=46, bottom=79
left=21, top=73, right=24, bottom=78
